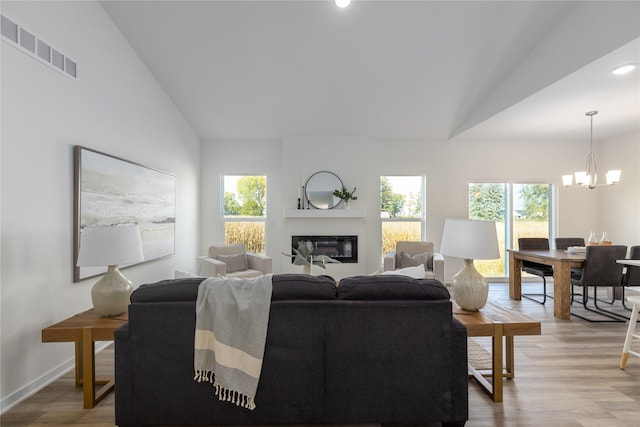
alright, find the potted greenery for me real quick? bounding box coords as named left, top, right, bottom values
left=282, top=241, right=340, bottom=274
left=332, top=186, right=357, bottom=209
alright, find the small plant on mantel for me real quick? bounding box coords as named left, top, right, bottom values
left=332, top=186, right=357, bottom=202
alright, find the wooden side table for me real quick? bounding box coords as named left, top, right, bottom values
left=452, top=300, right=541, bottom=402
left=41, top=308, right=128, bottom=408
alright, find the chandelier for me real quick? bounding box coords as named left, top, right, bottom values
left=562, top=111, right=621, bottom=189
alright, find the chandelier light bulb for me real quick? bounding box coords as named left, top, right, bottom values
left=335, top=0, right=351, bottom=8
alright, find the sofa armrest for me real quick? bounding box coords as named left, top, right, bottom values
left=383, top=251, right=396, bottom=272
left=196, top=256, right=226, bottom=277
left=432, top=252, right=445, bottom=284
left=247, top=253, right=273, bottom=274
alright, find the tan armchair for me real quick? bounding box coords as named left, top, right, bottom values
left=196, top=243, right=272, bottom=278
left=383, top=241, right=445, bottom=283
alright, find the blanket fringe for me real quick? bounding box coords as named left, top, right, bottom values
left=214, top=381, right=256, bottom=410
left=193, top=369, right=214, bottom=384
left=193, top=370, right=255, bottom=410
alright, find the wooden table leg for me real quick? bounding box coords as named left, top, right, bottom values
left=467, top=324, right=505, bottom=402
left=74, top=342, right=83, bottom=387
left=82, top=327, right=96, bottom=409
left=505, top=336, right=514, bottom=379
left=492, top=323, right=504, bottom=402
left=81, top=327, right=115, bottom=409
left=553, top=261, right=571, bottom=320
left=509, top=252, right=522, bottom=300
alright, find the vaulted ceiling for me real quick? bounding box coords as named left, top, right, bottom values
left=101, top=1, right=640, bottom=142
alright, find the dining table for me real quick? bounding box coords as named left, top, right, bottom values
left=508, top=249, right=585, bottom=320
left=617, top=259, right=640, bottom=267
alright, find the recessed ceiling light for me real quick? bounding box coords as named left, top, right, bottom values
left=612, top=63, right=637, bottom=75
left=335, top=0, right=351, bottom=8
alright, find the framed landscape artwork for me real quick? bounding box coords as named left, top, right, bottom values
left=73, top=146, right=176, bottom=282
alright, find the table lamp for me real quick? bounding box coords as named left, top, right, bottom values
left=76, top=224, right=144, bottom=316
left=440, top=219, right=500, bottom=311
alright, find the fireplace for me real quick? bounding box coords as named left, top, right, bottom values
left=291, top=235, right=358, bottom=263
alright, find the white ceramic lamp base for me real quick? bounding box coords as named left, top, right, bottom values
left=91, top=265, right=133, bottom=317
left=451, top=259, right=489, bottom=311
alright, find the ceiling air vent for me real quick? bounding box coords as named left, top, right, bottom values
left=1, top=14, right=77, bottom=79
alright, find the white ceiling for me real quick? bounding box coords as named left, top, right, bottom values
left=101, top=0, right=640, bottom=142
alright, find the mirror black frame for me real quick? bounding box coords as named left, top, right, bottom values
left=305, top=171, right=343, bottom=209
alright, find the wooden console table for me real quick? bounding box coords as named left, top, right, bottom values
left=41, top=309, right=128, bottom=408
left=452, top=300, right=541, bottom=402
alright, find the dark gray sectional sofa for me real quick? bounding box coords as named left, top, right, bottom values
left=115, top=274, right=468, bottom=427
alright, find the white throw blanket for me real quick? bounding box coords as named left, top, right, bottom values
left=194, top=275, right=273, bottom=410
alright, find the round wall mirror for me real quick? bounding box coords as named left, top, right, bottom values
left=305, top=171, right=343, bottom=209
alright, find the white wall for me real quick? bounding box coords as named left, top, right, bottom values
left=598, top=131, right=640, bottom=246
left=0, top=1, right=200, bottom=411
left=201, top=133, right=639, bottom=281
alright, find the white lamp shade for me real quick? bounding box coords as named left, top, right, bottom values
left=606, top=169, right=621, bottom=184
left=77, top=225, right=144, bottom=267
left=574, top=171, right=588, bottom=186
left=440, top=219, right=500, bottom=260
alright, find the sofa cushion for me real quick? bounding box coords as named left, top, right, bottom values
left=396, top=250, right=427, bottom=269
left=272, top=274, right=337, bottom=300
left=216, top=252, right=248, bottom=273
left=130, top=274, right=338, bottom=304
left=337, top=275, right=450, bottom=300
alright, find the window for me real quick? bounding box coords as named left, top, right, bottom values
left=380, top=176, right=424, bottom=259
left=468, top=182, right=551, bottom=277
left=223, top=175, right=266, bottom=254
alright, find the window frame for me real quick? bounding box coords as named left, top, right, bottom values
left=467, top=180, right=555, bottom=278
left=380, top=175, right=426, bottom=261
left=221, top=174, right=267, bottom=255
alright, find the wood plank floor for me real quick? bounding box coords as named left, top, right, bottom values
left=2, top=283, right=640, bottom=426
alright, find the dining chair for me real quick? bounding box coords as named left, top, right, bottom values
left=621, top=246, right=640, bottom=310
left=555, top=237, right=585, bottom=251
left=620, top=295, right=640, bottom=369
left=570, top=245, right=628, bottom=322
left=555, top=237, right=586, bottom=303
left=517, top=238, right=554, bottom=305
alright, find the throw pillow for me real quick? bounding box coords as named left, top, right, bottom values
left=396, top=251, right=427, bottom=269
left=216, top=253, right=248, bottom=273
left=382, top=264, right=426, bottom=279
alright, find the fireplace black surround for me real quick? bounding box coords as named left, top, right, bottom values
left=291, top=235, right=358, bottom=263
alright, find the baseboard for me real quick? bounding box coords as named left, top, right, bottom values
left=0, top=342, right=111, bottom=414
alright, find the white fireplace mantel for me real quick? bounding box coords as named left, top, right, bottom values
left=284, top=208, right=366, bottom=218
